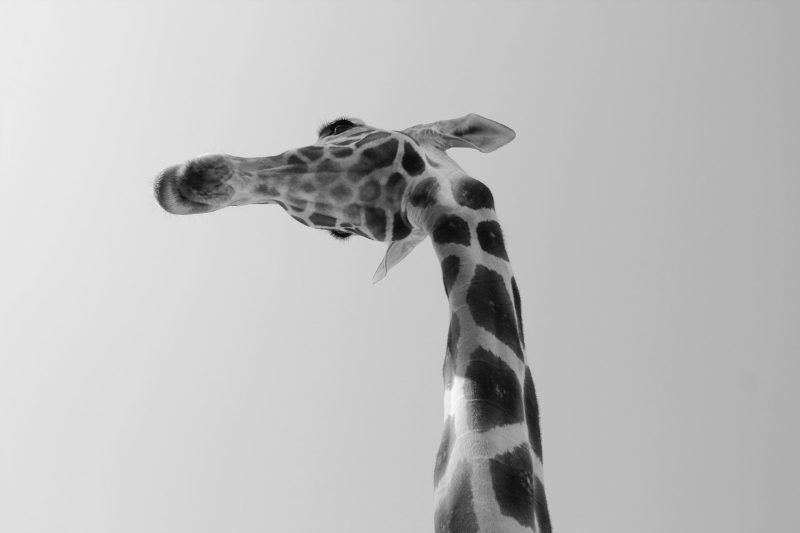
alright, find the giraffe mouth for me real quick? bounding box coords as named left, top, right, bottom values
left=154, top=164, right=218, bottom=215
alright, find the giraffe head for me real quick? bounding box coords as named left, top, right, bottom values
left=154, top=114, right=515, bottom=280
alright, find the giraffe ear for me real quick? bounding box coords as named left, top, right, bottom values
left=372, top=229, right=428, bottom=283
left=436, top=114, right=516, bottom=153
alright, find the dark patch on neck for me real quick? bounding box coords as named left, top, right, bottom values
left=466, top=265, right=523, bottom=360
left=476, top=220, right=509, bottom=260
left=524, top=367, right=542, bottom=460
left=409, top=176, right=439, bottom=208
left=434, top=460, right=479, bottom=533
left=432, top=214, right=470, bottom=246
left=401, top=141, right=425, bottom=176
left=441, top=255, right=460, bottom=298
left=451, top=176, right=494, bottom=210
left=462, top=347, right=524, bottom=430
left=489, top=445, right=535, bottom=528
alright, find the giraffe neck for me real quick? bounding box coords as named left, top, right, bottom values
left=406, top=173, right=551, bottom=533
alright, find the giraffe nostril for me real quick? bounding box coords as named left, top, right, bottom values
left=177, top=155, right=235, bottom=201
left=184, top=155, right=232, bottom=189
left=184, top=165, right=205, bottom=191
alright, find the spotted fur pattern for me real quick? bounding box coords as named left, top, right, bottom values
left=407, top=176, right=551, bottom=533
left=154, top=117, right=551, bottom=533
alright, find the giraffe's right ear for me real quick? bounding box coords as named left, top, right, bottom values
left=435, top=114, right=516, bottom=153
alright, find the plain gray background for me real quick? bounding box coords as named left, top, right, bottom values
left=1, top=1, right=797, bottom=532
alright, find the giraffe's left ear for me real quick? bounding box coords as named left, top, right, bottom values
left=435, top=113, right=516, bottom=153
left=372, top=228, right=428, bottom=283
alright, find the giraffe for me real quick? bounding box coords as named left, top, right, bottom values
left=154, top=114, right=552, bottom=533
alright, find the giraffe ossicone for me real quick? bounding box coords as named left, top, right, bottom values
left=154, top=113, right=551, bottom=533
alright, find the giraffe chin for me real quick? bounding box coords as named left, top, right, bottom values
left=154, top=164, right=222, bottom=215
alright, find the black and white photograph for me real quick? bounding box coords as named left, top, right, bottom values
left=1, top=2, right=797, bottom=532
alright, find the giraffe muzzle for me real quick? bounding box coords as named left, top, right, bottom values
left=155, top=155, right=235, bottom=214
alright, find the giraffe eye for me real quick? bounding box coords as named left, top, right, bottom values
left=319, top=118, right=358, bottom=138
left=331, top=122, right=353, bottom=135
